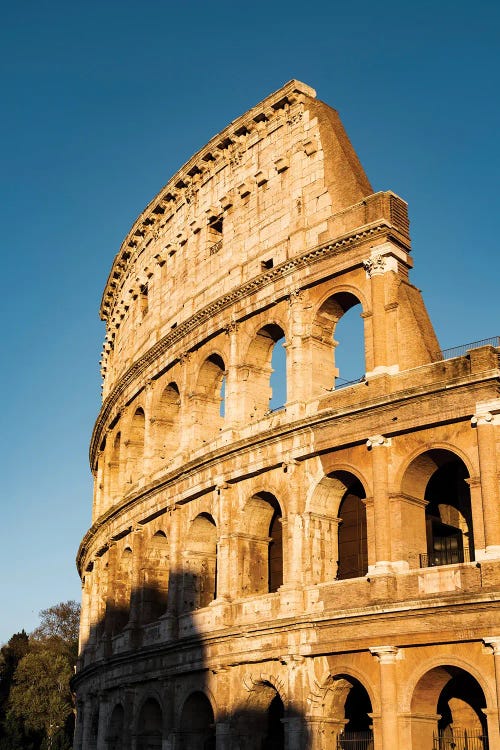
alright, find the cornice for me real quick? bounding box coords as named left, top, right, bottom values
left=90, top=219, right=407, bottom=466
left=100, top=79, right=317, bottom=322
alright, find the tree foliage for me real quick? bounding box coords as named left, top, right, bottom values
left=0, top=602, right=80, bottom=750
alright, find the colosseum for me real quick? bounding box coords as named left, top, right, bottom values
left=73, top=80, right=500, bottom=750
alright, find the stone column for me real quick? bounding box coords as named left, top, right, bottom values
left=163, top=505, right=180, bottom=638
left=484, top=637, right=500, bottom=740
left=363, top=245, right=402, bottom=378
left=104, top=542, right=118, bottom=649
left=215, top=482, right=233, bottom=601
left=472, top=400, right=500, bottom=560
left=366, top=435, right=394, bottom=574
left=224, top=320, right=241, bottom=426
left=286, top=288, right=309, bottom=411
left=78, top=572, right=92, bottom=660
left=143, top=380, right=155, bottom=477
left=127, top=526, right=144, bottom=632
left=369, top=646, right=400, bottom=750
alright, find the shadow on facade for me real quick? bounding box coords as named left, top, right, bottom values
left=76, top=573, right=314, bottom=750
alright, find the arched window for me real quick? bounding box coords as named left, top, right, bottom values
left=244, top=324, right=286, bottom=420
left=411, top=666, right=488, bottom=749
left=180, top=692, right=215, bottom=750
left=136, top=698, right=162, bottom=750
left=108, top=430, right=121, bottom=502
left=337, top=478, right=368, bottom=580
left=241, top=493, right=284, bottom=596
left=127, top=407, right=145, bottom=485
left=152, top=383, right=180, bottom=468
left=183, top=514, right=217, bottom=610
left=112, top=547, right=132, bottom=634
left=142, top=531, right=169, bottom=624
left=313, top=292, right=365, bottom=394
left=402, top=449, right=474, bottom=567
left=106, top=704, right=124, bottom=750
left=195, top=354, right=226, bottom=441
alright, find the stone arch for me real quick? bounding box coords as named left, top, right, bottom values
left=307, top=471, right=367, bottom=583
left=105, top=703, right=124, bottom=750
left=179, top=691, right=215, bottom=750
left=136, top=696, right=163, bottom=750
left=242, top=322, right=287, bottom=420
left=182, top=513, right=217, bottom=610
left=112, top=546, right=132, bottom=634
left=312, top=288, right=367, bottom=393
left=235, top=677, right=286, bottom=750
left=409, top=662, right=490, bottom=750
left=142, top=530, right=169, bottom=624
left=240, top=492, right=284, bottom=596
left=194, top=353, right=226, bottom=440
left=310, top=671, right=374, bottom=748
left=108, top=429, right=122, bottom=504
left=401, top=448, right=475, bottom=565
left=152, top=381, right=181, bottom=467
left=126, top=406, right=146, bottom=485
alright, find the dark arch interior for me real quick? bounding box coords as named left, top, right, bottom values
left=425, top=458, right=474, bottom=565
left=343, top=678, right=373, bottom=734
left=263, top=693, right=285, bottom=750
left=180, top=692, right=215, bottom=750
left=437, top=668, right=487, bottom=736
left=337, top=478, right=367, bottom=580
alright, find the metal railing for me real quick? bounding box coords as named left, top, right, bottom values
left=440, top=336, right=500, bottom=360
left=420, top=547, right=470, bottom=568
left=336, top=732, right=374, bottom=749
left=433, top=729, right=489, bottom=749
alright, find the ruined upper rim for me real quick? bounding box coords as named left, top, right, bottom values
left=100, top=79, right=317, bottom=322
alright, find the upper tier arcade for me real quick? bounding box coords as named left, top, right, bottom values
left=92, top=81, right=436, bottom=475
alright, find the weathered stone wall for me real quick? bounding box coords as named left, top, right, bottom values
left=74, top=81, right=500, bottom=750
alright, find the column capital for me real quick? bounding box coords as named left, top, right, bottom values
left=484, top=637, right=500, bottom=655
left=471, top=398, right=500, bottom=426
left=369, top=645, right=400, bottom=663
left=366, top=434, right=391, bottom=449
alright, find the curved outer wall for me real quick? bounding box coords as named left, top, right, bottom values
left=74, top=81, right=500, bottom=750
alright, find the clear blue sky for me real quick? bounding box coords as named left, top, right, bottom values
left=0, top=0, right=498, bottom=644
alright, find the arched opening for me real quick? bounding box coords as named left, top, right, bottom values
left=240, top=493, right=284, bottom=596
left=112, top=547, right=132, bottom=634
left=411, top=666, right=488, bottom=750
left=233, top=683, right=285, bottom=750
left=183, top=514, right=217, bottom=611
left=196, top=354, right=226, bottom=440
left=323, top=675, right=373, bottom=749
left=402, top=450, right=474, bottom=567
left=153, top=382, right=181, bottom=467
left=142, top=531, right=169, bottom=624
left=106, top=704, right=124, bottom=750
left=108, top=430, right=121, bottom=503
left=179, top=692, right=215, bottom=750
left=244, top=324, right=286, bottom=420
left=127, top=407, right=145, bottom=485
left=136, top=698, right=163, bottom=750
left=313, top=292, right=365, bottom=393
left=308, top=472, right=368, bottom=584
left=337, top=478, right=368, bottom=580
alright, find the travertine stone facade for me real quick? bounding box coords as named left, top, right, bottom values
left=74, top=81, right=500, bottom=750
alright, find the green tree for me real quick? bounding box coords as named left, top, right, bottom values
left=7, top=651, right=73, bottom=749
left=31, top=601, right=80, bottom=663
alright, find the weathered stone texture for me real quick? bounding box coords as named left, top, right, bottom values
left=74, top=81, right=500, bottom=750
